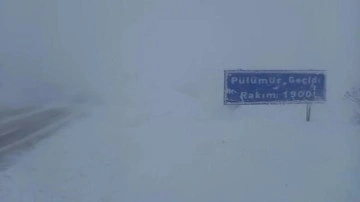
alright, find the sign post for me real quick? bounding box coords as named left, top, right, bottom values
left=224, top=70, right=326, bottom=121
left=306, top=104, right=312, bottom=122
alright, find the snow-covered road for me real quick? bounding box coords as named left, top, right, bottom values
left=0, top=0, right=359, bottom=201
left=0, top=105, right=86, bottom=171
left=0, top=104, right=358, bottom=202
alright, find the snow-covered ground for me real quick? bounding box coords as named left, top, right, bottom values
left=1, top=0, right=359, bottom=201
left=0, top=63, right=358, bottom=202
left=0, top=89, right=359, bottom=202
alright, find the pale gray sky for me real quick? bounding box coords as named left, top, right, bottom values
left=0, top=0, right=358, bottom=105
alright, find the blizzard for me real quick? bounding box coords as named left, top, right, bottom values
left=0, top=92, right=359, bottom=202
left=0, top=0, right=359, bottom=202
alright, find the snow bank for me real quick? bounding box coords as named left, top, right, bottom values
left=0, top=0, right=359, bottom=201
left=0, top=104, right=359, bottom=202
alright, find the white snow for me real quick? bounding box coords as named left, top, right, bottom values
left=0, top=94, right=359, bottom=202
left=0, top=0, right=359, bottom=201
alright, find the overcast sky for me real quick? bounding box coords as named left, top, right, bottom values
left=0, top=0, right=358, bottom=105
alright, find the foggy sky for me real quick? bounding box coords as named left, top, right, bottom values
left=0, top=0, right=358, bottom=106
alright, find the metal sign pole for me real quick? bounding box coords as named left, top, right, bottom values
left=306, top=104, right=312, bottom=122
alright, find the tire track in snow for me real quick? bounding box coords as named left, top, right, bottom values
left=0, top=107, right=80, bottom=170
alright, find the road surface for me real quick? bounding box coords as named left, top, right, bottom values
left=0, top=106, right=79, bottom=170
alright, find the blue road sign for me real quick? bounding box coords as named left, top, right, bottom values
left=224, top=70, right=326, bottom=105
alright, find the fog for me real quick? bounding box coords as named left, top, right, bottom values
left=0, top=0, right=359, bottom=108
left=0, top=1, right=359, bottom=201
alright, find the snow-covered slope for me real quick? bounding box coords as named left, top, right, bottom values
left=0, top=0, right=359, bottom=201
left=0, top=100, right=359, bottom=202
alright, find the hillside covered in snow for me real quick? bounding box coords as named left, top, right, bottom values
left=0, top=0, right=359, bottom=201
